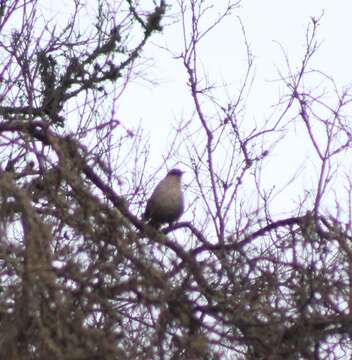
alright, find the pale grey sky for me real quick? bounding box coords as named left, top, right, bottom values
left=121, top=1, right=352, bottom=130
left=117, top=1, right=352, bottom=216
left=40, top=0, right=352, bottom=216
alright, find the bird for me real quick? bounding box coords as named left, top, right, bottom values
left=143, top=169, right=184, bottom=228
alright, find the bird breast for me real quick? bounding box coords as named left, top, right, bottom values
left=149, top=176, right=184, bottom=221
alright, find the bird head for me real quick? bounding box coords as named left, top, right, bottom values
left=167, top=168, right=184, bottom=177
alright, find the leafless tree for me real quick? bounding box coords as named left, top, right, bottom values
left=0, top=1, right=352, bottom=359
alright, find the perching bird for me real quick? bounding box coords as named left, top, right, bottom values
left=143, top=169, right=184, bottom=228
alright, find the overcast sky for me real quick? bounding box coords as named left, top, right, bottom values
left=42, top=0, right=352, bottom=216
left=115, top=1, right=352, bottom=216
left=120, top=0, right=352, bottom=129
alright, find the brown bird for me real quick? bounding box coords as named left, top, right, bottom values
left=143, top=169, right=184, bottom=228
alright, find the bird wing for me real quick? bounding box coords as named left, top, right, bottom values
left=143, top=198, right=152, bottom=220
